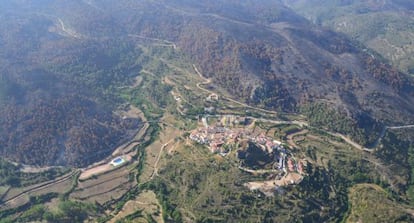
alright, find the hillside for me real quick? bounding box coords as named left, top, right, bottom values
left=283, top=0, right=414, bottom=75
left=346, top=184, right=414, bottom=223
left=90, top=0, right=414, bottom=145
left=0, top=3, right=143, bottom=167
left=1, top=0, right=413, bottom=163
left=0, top=1, right=414, bottom=222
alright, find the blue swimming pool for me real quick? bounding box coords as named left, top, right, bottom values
left=113, top=157, right=124, bottom=164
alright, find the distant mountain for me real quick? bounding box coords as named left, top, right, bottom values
left=282, top=0, right=414, bottom=75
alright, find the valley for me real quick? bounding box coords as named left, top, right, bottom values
left=0, top=1, right=413, bottom=222
left=1, top=35, right=412, bottom=222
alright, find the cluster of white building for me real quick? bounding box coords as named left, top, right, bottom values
left=190, top=118, right=306, bottom=174
left=250, top=132, right=282, bottom=153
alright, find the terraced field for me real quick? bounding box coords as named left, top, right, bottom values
left=71, top=165, right=136, bottom=204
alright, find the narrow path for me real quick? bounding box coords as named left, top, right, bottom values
left=141, top=69, right=158, bottom=77
left=0, top=170, right=78, bottom=208
left=35, top=13, right=85, bottom=39
left=170, top=91, right=186, bottom=116
left=57, top=18, right=83, bottom=39
left=163, top=3, right=255, bottom=27
left=128, top=34, right=177, bottom=49
left=361, top=158, right=400, bottom=191
left=150, top=139, right=174, bottom=180
left=193, top=64, right=278, bottom=115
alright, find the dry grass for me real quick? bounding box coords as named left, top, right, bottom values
left=139, top=121, right=183, bottom=183
left=44, top=197, right=61, bottom=212
left=112, top=141, right=140, bottom=157
left=1, top=188, right=22, bottom=202
left=30, top=176, right=73, bottom=196
left=1, top=194, right=29, bottom=211
left=87, top=182, right=135, bottom=204
left=79, top=164, right=114, bottom=181
left=0, top=186, right=10, bottom=199
left=244, top=173, right=303, bottom=193
left=77, top=168, right=130, bottom=189
left=0, top=171, right=77, bottom=211
left=71, top=165, right=135, bottom=204
left=346, top=184, right=414, bottom=223
left=110, top=190, right=163, bottom=223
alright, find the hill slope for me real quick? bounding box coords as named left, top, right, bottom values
left=1, top=0, right=413, bottom=163
left=0, top=4, right=142, bottom=167
left=283, top=0, right=414, bottom=75
left=92, top=0, right=414, bottom=144
left=0, top=1, right=414, bottom=222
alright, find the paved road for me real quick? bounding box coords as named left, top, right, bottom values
left=388, top=125, right=414, bottom=129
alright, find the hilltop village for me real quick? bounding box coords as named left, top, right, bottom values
left=190, top=115, right=307, bottom=195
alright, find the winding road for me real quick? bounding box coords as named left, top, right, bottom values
left=371, top=125, right=414, bottom=149
left=56, top=18, right=83, bottom=39
left=194, top=64, right=278, bottom=115
left=191, top=64, right=377, bottom=153
left=140, top=35, right=413, bottom=156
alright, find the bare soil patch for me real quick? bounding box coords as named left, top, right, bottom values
left=72, top=165, right=135, bottom=204
left=79, top=153, right=133, bottom=180
left=244, top=173, right=303, bottom=195
left=139, top=123, right=182, bottom=183
left=275, top=173, right=303, bottom=186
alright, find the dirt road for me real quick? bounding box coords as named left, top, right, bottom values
left=150, top=139, right=174, bottom=180
left=287, top=130, right=308, bottom=148
left=193, top=64, right=278, bottom=115
left=0, top=170, right=78, bottom=209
